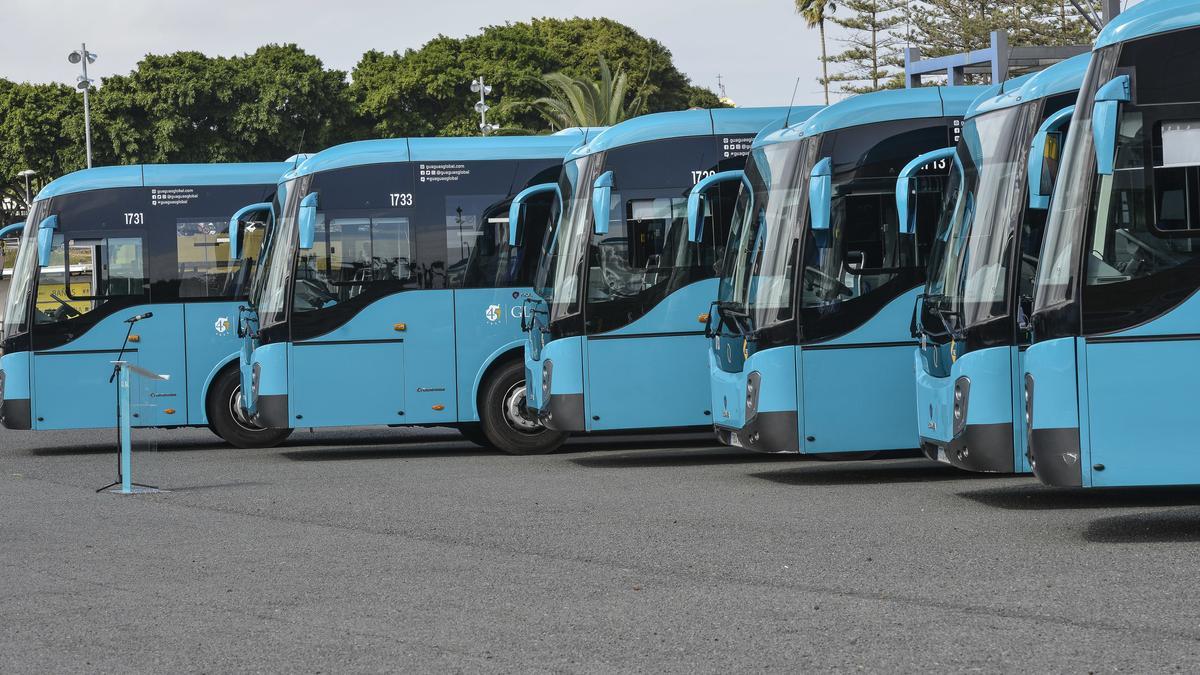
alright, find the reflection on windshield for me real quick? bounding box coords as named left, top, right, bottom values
left=1, top=206, right=41, bottom=340
left=254, top=176, right=307, bottom=329
left=925, top=104, right=1037, bottom=331
left=533, top=155, right=596, bottom=322
left=718, top=141, right=812, bottom=331
left=1034, top=47, right=1116, bottom=313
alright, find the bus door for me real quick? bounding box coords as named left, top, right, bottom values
left=31, top=223, right=182, bottom=429
left=288, top=212, right=415, bottom=428
left=585, top=189, right=721, bottom=430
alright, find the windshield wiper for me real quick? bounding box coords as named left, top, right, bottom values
left=927, top=300, right=965, bottom=341
left=715, top=301, right=756, bottom=338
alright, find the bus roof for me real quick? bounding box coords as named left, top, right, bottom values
left=1096, top=0, right=1200, bottom=50
left=969, top=52, right=1090, bottom=118
left=35, top=162, right=296, bottom=202
left=754, top=86, right=985, bottom=149
left=291, top=128, right=602, bottom=180
left=569, top=107, right=799, bottom=158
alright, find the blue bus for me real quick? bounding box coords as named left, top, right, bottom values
left=239, top=130, right=601, bottom=454
left=0, top=162, right=296, bottom=447
left=909, top=54, right=1087, bottom=473
left=521, top=107, right=809, bottom=440
left=1025, top=0, right=1200, bottom=487
left=694, top=86, right=984, bottom=456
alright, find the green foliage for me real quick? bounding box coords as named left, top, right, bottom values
left=827, top=0, right=907, bottom=94
left=531, top=57, right=645, bottom=130
left=907, top=0, right=1101, bottom=60
left=349, top=17, right=721, bottom=137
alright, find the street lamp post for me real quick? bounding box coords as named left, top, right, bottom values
left=471, top=77, right=500, bottom=136
left=17, top=169, right=37, bottom=207
left=68, top=44, right=97, bottom=169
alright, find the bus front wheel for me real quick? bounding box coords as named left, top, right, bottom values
left=479, top=360, right=567, bottom=455
left=207, top=368, right=293, bottom=449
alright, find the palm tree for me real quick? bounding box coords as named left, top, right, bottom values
left=531, top=57, right=645, bottom=130
left=796, top=0, right=837, bottom=105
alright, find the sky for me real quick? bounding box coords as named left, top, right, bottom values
left=0, top=0, right=832, bottom=108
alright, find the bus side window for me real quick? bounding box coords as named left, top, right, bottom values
left=36, top=235, right=146, bottom=323
left=294, top=215, right=414, bottom=313
left=177, top=217, right=244, bottom=298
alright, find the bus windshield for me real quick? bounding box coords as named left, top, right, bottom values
left=926, top=103, right=1038, bottom=333
left=533, top=155, right=597, bottom=322
left=253, top=176, right=308, bottom=329
left=718, top=140, right=813, bottom=332
left=1033, top=47, right=1116, bottom=315
left=1, top=206, right=41, bottom=340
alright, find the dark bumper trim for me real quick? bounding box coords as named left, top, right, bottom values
left=921, top=422, right=1016, bottom=473
left=1, top=398, right=31, bottom=430
left=1029, top=426, right=1083, bottom=487
left=716, top=410, right=799, bottom=454
left=255, top=394, right=290, bottom=430
left=532, top=392, right=586, bottom=432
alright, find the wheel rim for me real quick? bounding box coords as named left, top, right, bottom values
left=229, top=384, right=267, bottom=433
left=502, top=380, right=543, bottom=435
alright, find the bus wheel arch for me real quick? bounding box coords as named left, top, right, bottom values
left=205, top=361, right=293, bottom=449
left=475, top=348, right=567, bottom=455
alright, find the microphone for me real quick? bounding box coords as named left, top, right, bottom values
left=124, top=312, right=154, bottom=324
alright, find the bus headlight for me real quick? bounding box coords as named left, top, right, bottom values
left=251, top=362, right=261, bottom=400
left=952, top=376, right=970, bottom=436
left=541, top=359, right=553, bottom=399
left=746, top=371, right=762, bottom=420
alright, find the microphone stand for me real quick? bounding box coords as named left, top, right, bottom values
left=97, top=314, right=155, bottom=493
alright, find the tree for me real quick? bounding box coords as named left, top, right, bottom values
left=827, top=0, right=907, bottom=94
left=350, top=18, right=722, bottom=138
left=906, top=0, right=1100, bottom=63
left=0, top=80, right=87, bottom=223
left=795, top=0, right=838, bottom=105
left=531, top=57, right=645, bottom=130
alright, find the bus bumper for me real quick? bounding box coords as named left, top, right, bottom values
left=249, top=342, right=290, bottom=429
left=710, top=346, right=799, bottom=453
left=915, top=346, right=1017, bottom=473
left=525, top=335, right=586, bottom=432
left=1024, top=337, right=1083, bottom=487
left=0, top=352, right=31, bottom=430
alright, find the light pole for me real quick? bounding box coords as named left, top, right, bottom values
left=68, top=44, right=97, bottom=169
left=17, top=169, right=36, bottom=207
left=471, top=77, right=500, bottom=136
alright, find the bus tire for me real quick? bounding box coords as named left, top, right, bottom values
left=479, top=359, right=567, bottom=455
left=457, top=422, right=493, bottom=448
left=207, top=368, right=293, bottom=449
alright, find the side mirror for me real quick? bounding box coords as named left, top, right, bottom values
left=37, top=215, right=58, bottom=268
left=592, top=171, right=614, bottom=235
left=809, top=157, right=833, bottom=231
left=298, top=192, right=318, bottom=250
left=1092, top=75, right=1130, bottom=176
left=508, top=183, right=559, bottom=247
left=1028, top=105, right=1074, bottom=210
left=228, top=202, right=272, bottom=261
left=687, top=170, right=745, bottom=243
left=896, top=146, right=958, bottom=235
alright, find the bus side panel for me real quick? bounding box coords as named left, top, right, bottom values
left=583, top=279, right=717, bottom=431
left=799, top=344, right=918, bottom=454
left=914, top=347, right=953, bottom=448
left=1023, top=337, right=1083, bottom=486
left=399, top=290, right=457, bottom=425
left=182, top=300, right=244, bottom=425
left=290, top=341, right=406, bottom=428
left=1085, top=338, right=1200, bottom=487
left=0, top=351, right=32, bottom=429
left=31, top=304, right=187, bottom=430
left=453, top=287, right=534, bottom=422
left=586, top=334, right=712, bottom=431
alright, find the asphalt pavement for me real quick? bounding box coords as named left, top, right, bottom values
left=2, top=425, right=1200, bottom=672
